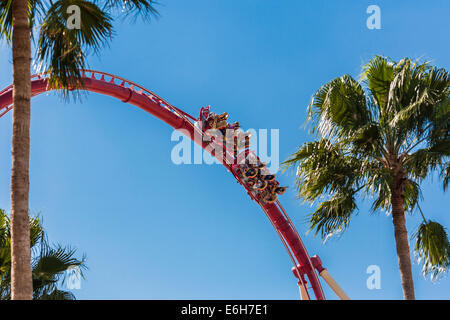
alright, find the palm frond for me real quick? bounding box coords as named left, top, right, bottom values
left=390, top=66, right=449, bottom=144
left=37, top=0, right=113, bottom=93
left=307, top=75, right=370, bottom=139
left=361, top=55, right=395, bottom=117
left=347, top=121, right=383, bottom=157
left=283, top=139, right=364, bottom=203
left=404, top=140, right=450, bottom=181
left=366, top=166, right=393, bottom=212
left=309, top=191, right=357, bottom=240
left=32, top=245, right=86, bottom=282
left=101, top=0, right=159, bottom=21
left=413, top=220, right=450, bottom=280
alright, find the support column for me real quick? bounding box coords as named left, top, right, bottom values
left=319, top=269, right=350, bottom=300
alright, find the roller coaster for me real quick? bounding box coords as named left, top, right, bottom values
left=0, top=70, right=349, bottom=300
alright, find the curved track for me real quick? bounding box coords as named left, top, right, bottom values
left=0, top=70, right=325, bottom=299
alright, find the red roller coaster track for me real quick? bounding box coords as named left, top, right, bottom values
left=0, top=70, right=331, bottom=300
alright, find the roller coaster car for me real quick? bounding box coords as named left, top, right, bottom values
left=241, top=160, right=266, bottom=175
left=275, top=186, right=287, bottom=195
left=262, top=174, right=276, bottom=182
left=221, top=124, right=241, bottom=140
left=246, top=179, right=256, bottom=188
left=233, top=165, right=249, bottom=180
left=235, top=162, right=263, bottom=178
left=252, top=179, right=268, bottom=191
left=216, top=120, right=228, bottom=130
left=259, top=189, right=277, bottom=204
left=230, top=121, right=240, bottom=130
left=264, top=193, right=278, bottom=204
left=266, top=180, right=279, bottom=188
left=207, top=112, right=228, bottom=128
left=244, top=167, right=258, bottom=178
left=258, top=167, right=275, bottom=182
left=207, top=119, right=228, bottom=130
left=217, top=112, right=229, bottom=121
left=222, top=126, right=240, bottom=139
left=255, top=162, right=266, bottom=169
left=266, top=180, right=287, bottom=196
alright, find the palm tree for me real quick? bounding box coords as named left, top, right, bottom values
left=283, top=56, right=449, bottom=300
left=0, top=209, right=86, bottom=300
left=0, top=0, right=158, bottom=299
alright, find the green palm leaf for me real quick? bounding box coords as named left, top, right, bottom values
left=38, top=0, right=114, bottom=91
left=102, top=0, right=159, bottom=20
left=413, top=220, right=450, bottom=280
left=309, top=191, right=357, bottom=240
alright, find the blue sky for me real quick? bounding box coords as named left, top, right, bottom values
left=0, top=0, right=449, bottom=299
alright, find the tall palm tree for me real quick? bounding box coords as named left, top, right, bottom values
left=283, top=56, right=449, bottom=300
left=0, top=209, right=87, bottom=300
left=0, top=0, right=158, bottom=299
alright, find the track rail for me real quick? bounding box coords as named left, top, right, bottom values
left=0, top=70, right=325, bottom=299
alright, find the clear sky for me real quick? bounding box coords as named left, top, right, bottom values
left=0, top=0, right=449, bottom=299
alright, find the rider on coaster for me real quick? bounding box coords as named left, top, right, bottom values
left=198, top=105, right=211, bottom=130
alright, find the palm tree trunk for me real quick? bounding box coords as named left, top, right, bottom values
left=391, top=182, right=415, bottom=300
left=10, top=0, right=33, bottom=300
